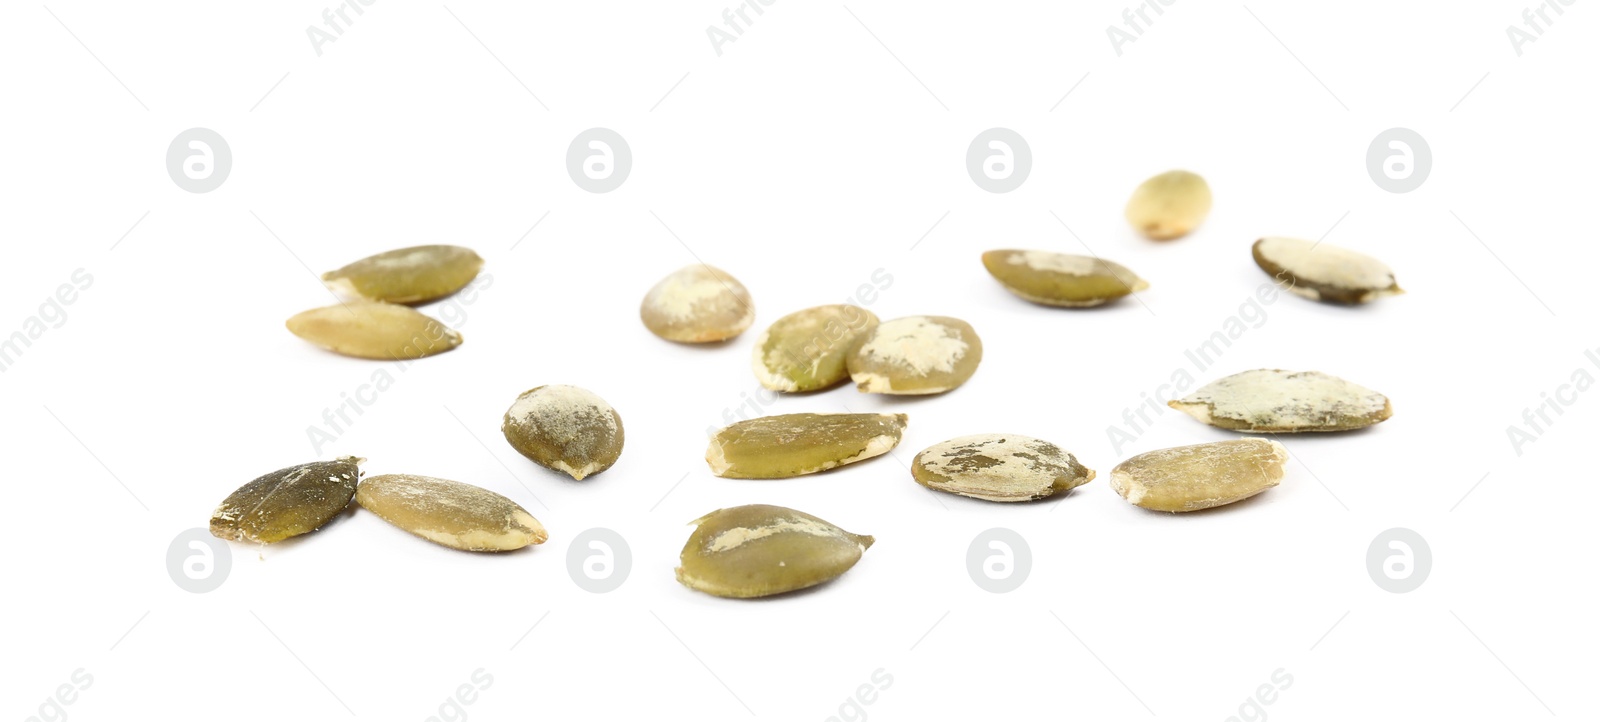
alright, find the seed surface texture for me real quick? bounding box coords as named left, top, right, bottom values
left=210, top=457, right=362, bottom=544
left=502, top=385, right=624, bottom=480
left=676, top=504, right=874, bottom=598
left=1110, top=439, right=1288, bottom=512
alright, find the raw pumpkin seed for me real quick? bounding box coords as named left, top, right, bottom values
left=1252, top=237, right=1403, bottom=304
left=1125, top=170, right=1212, bottom=240
left=286, top=301, right=462, bottom=360
left=676, top=504, right=873, bottom=598
left=502, top=385, right=624, bottom=480
left=847, top=316, right=982, bottom=395
left=1169, top=369, right=1393, bottom=433
left=210, top=457, right=362, bottom=544
left=706, top=412, right=907, bottom=479
left=752, top=305, right=880, bottom=392
left=911, top=434, right=1095, bottom=502
left=356, top=474, right=546, bottom=552
left=981, top=249, right=1148, bottom=307
left=640, top=264, right=755, bottom=343
left=322, top=245, right=484, bottom=304
left=1110, top=439, right=1287, bottom=512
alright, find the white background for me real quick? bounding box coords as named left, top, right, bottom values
left=3, top=1, right=1595, bottom=720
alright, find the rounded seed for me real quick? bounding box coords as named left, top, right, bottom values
left=981, top=249, right=1149, bottom=307
left=1252, top=237, right=1403, bottom=304
left=707, top=412, right=907, bottom=479
left=847, top=315, right=982, bottom=395
left=751, top=305, right=880, bottom=392
left=322, top=245, right=484, bottom=304
left=501, top=385, right=624, bottom=480
left=1169, top=369, right=1393, bottom=433
left=1125, top=170, right=1212, bottom=240
left=676, top=504, right=873, bottom=599
left=356, top=474, right=546, bottom=552
left=640, top=265, right=755, bottom=343
left=911, top=434, right=1095, bottom=502
left=210, top=457, right=362, bottom=544
left=1110, top=439, right=1287, bottom=512
left=286, top=301, right=462, bottom=360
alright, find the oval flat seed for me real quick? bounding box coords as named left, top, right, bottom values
left=210, top=457, right=362, bottom=544
left=286, top=301, right=462, bottom=360
left=502, top=385, right=624, bottom=480
left=322, top=245, right=484, bottom=304
left=1110, top=439, right=1287, bottom=513
left=751, top=305, right=880, bottom=392
left=356, top=474, right=546, bottom=552
left=1125, top=170, right=1212, bottom=240
left=981, top=249, right=1149, bottom=307
left=640, top=264, right=755, bottom=343
left=676, top=504, right=873, bottom=599
left=847, top=315, right=982, bottom=395
left=1169, top=369, right=1393, bottom=433
left=911, top=434, right=1095, bottom=502
left=1252, top=237, right=1403, bottom=304
left=706, top=412, right=907, bottom=479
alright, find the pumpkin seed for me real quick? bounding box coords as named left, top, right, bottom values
left=1170, top=369, right=1393, bottom=433
left=1110, top=439, right=1287, bottom=512
left=847, top=316, right=982, bottom=395
left=706, top=412, right=907, bottom=479
left=1252, top=237, right=1403, bottom=304
left=982, top=249, right=1148, bottom=307
left=322, top=245, right=484, bottom=305
left=752, top=305, right=880, bottom=392
left=356, top=474, right=546, bottom=551
left=502, top=385, right=624, bottom=480
left=286, top=301, right=462, bottom=360
left=911, top=434, right=1095, bottom=502
left=676, top=504, right=873, bottom=598
left=640, top=264, right=755, bottom=343
left=1125, top=170, right=1212, bottom=240
left=210, top=457, right=362, bottom=544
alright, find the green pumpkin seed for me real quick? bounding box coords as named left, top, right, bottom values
left=640, top=265, right=755, bottom=343
left=1169, top=369, right=1393, bottom=433
left=1252, top=237, right=1403, bottom=304
left=1110, top=439, right=1287, bottom=512
left=706, top=412, right=907, bottom=479
left=982, top=249, right=1148, bottom=307
left=502, top=385, right=624, bottom=480
left=322, top=245, right=484, bottom=304
left=286, top=301, right=462, bottom=360
left=911, top=434, right=1095, bottom=502
left=752, top=305, right=880, bottom=392
left=356, top=474, right=546, bottom=552
left=210, top=457, right=362, bottom=544
left=676, top=504, right=873, bottom=598
left=847, top=316, right=982, bottom=395
left=1125, top=170, right=1212, bottom=240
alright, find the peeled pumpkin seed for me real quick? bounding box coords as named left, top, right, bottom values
left=356, top=474, right=546, bottom=552
left=502, top=385, right=624, bottom=480
left=911, top=434, right=1095, bottom=502
left=286, top=301, right=462, bottom=360
left=640, top=264, right=755, bottom=343
left=676, top=504, right=873, bottom=598
left=847, top=316, right=982, bottom=395
left=981, top=249, right=1148, bottom=307
left=752, top=305, right=879, bottom=392
left=322, top=245, right=484, bottom=304
left=1125, top=170, right=1212, bottom=240
left=210, top=457, right=362, bottom=544
left=1252, top=237, right=1403, bottom=304
left=1169, top=369, right=1393, bottom=433
left=706, top=412, right=907, bottom=479
left=1110, top=439, right=1287, bottom=512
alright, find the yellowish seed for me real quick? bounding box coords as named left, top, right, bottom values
left=1110, top=439, right=1287, bottom=512
left=1125, top=170, right=1212, bottom=240
left=640, top=265, right=755, bottom=343
left=356, top=474, right=546, bottom=552
left=286, top=301, right=462, bottom=360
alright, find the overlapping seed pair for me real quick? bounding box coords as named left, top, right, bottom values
left=287, top=245, right=483, bottom=359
